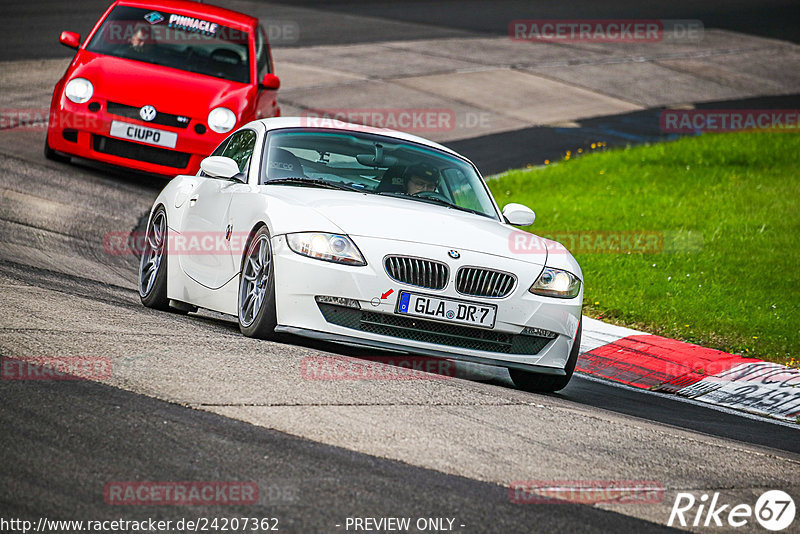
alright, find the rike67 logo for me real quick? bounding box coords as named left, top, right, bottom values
left=668, top=490, right=795, bottom=531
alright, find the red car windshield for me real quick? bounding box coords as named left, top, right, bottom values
left=86, top=5, right=251, bottom=84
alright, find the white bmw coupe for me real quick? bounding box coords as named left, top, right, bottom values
left=139, top=118, right=583, bottom=391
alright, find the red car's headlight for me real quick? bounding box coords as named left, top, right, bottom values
left=64, top=78, right=94, bottom=104
left=207, top=107, right=236, bottom=133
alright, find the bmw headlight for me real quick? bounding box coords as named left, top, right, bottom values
left=207, top=107, right=236, bottom=134
left=286, top=232, right=366, bottom=266
left=529, top=267, right=581, bottom=298
left=64, top=78, right=94, bottom=104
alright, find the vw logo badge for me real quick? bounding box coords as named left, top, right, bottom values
left=448, top=250, right=460, bottom=259
left=139, top=105, right=157, bottom=122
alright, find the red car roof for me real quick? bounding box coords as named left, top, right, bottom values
left=114, top=0, right=257, bottom=31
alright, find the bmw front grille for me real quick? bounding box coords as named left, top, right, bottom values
left=455, top=267, right=516, bottom=298
left=384, top=256, right=449, bottom=290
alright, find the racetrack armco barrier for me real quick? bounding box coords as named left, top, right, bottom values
left=300, top=356, right=456, bottom=380
left=104, top=481, right=258, bottom=505
left=1, top=356, right=112, bottom=381
left=508, top=230, right=704, bottom=255
left=660, top=109, right=800, bottom=133
left=509, top=20, right=703, bottom=42
left=509, top=480, right=664, bottom=504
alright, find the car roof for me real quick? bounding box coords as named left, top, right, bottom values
left=114, top=0, right=257, bottom=31
left=255, top=117, right=465, bottom=159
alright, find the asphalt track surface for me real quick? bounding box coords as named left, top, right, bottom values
left=1, top=2, right=799, bottom=532
left=277, top=0, right=800, bottom=45
left=2, top=375, right=679, bottom=533
left=4, top=0, right=800, bottom=61
left=450, top=93, right=800, bottom=174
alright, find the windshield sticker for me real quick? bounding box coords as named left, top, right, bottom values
left=143, top=12, right=164, bottom=25
left=167, top=14, right=218, bottom=35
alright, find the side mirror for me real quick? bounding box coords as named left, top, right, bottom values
left=260, top=73, right=281, bottom=90
left=200, top=156, right=245, bottom=181
left=502, top=203, right=536, bottom=226
left=59, top=31, right=81, bottom=50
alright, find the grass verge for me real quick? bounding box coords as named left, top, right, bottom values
left=487, top=132, right=799, bottom=366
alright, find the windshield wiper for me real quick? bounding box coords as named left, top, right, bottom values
left=264, top=177, right=363, bottom=192
left=376, top=191, right=492, bottom=218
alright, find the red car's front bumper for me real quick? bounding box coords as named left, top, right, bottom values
left=48, top=97, right=232, bottom=176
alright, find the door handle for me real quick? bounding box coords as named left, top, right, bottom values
left=188, top=196, right=198, bottom=206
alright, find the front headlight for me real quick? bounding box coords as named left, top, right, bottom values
left=286, top=232, right=366, bottom=266
left=529, top=267, right=581, bottom=298
left=64, top=78, right=94, bottom=104
left=207, top=107, right=236, bottom=134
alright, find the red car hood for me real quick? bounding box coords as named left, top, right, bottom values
left=67, top=51, right=251, bottom=117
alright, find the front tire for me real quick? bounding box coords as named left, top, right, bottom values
left=238, top=226, right=278, bottom=339
left=510, top=320, right=582, bottom=393
left=138, top=207, right=170, bottom=310
left=44, top=133, right=70, bottom=163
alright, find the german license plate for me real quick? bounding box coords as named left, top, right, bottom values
left=109, top=120, right=177, bottom=148
left=396, top=291, right=496, bottom=329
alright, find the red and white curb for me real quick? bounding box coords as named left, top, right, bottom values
left=579, top=317, right=800, bottom=422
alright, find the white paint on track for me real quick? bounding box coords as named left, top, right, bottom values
left=675, top=362, right=800, bottom=422
left=575, top=373, right=800, bottom=429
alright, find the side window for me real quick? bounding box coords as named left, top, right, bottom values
left=220, top=129, right=257, bottom=174
left=255, top=25, right=271, bottom=80
left=211, top=138, right=230, bottom=157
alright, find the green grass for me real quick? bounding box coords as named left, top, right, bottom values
left=488, top=132, right=800, bottom=366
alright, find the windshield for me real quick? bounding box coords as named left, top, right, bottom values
left=86, top=6, right=251, bottom=83
left=261, top=129, right=500, bottom=219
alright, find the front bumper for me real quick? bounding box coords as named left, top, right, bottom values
left=47, top=98, right=229, bottom=176
left=275, top=326, right=567, bottom=375
left=271, top=234, right=582, bottom=372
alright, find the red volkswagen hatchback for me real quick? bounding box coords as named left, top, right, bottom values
left=46, top=0, right=281, bottom=175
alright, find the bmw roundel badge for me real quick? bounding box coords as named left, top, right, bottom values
left=448, top=250, right=460, bottom=259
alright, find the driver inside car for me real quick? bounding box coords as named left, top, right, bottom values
left=126, top=26, right=154, bottom=54
left=404, top=163, right=440, bottom=195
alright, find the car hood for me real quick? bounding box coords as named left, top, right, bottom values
left=68, top=51, right=251, bottom=117
left=264, top=186, right=548, bottom=265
